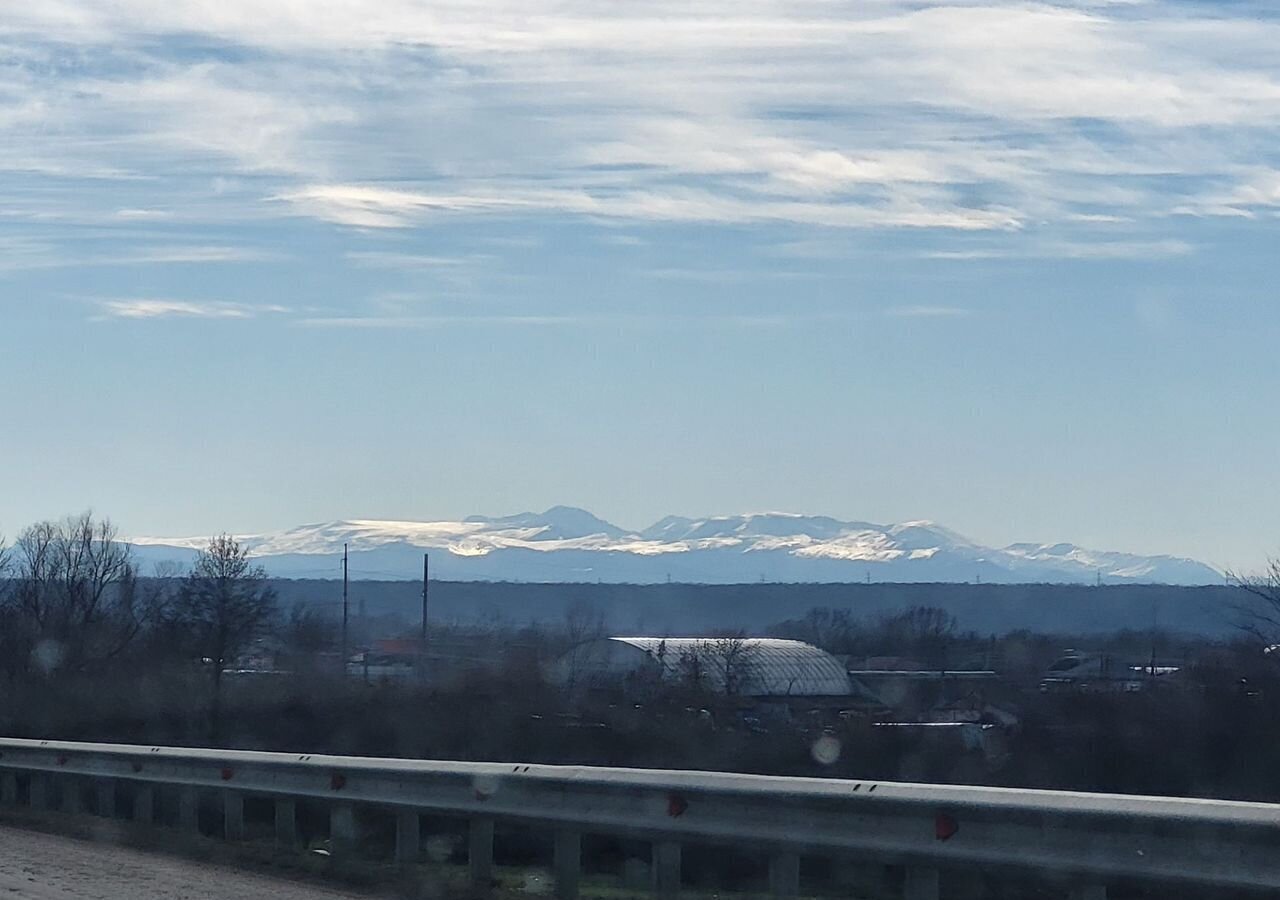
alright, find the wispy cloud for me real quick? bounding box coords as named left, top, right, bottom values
left=2, top=1, right=1279, bottom=249
left=642, top=267, right=815, bottom=283
left=922, top=239, right=1194, bottom=262
left=277, top=182, right=1021, bottom=231
left=297, top=310, right=859, bottom=329
left=96, top=299, right=288, bottom=320
left=0, top=235, right=279, bottom=272
left=110, top=245, right=282, bottom=265
left=346, top=251, right=488, bottom=270
left=885, top=305, right=971, bottom=319
left=1176, top=169, right=1280, bottom=218
left=1046, top=239, right=1194, bottom=260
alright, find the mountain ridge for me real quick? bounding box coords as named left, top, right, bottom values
left=128, top=507, right=1222, bottom=585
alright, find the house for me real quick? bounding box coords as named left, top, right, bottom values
left=1038, top=650, right=1182, bottom=694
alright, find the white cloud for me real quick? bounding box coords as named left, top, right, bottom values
left=2, top=1, right=1279, bottom=238
left=922, top=238, right=1194, bottom=261
left=274, top=186, right=529, bottom=228
left=885, top=305, right=972, bottom=318
left=297, top=310, right=851, bottom=329
left=0, top=243, right=276, bottom=272
left=96, top=299, right=287, bottom=320
left=1178, top=169, right=1280, bottom=217
left=111, top=245, right=281, bottom=264
left=113, top=208, right=173, bottom=220
left=1046, top=239, right=1194, bottom=260
left=278, top=181, right=1022, bottom=231
left=346, top=252, right=487, bottom=269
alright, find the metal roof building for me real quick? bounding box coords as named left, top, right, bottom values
left=557, top=637, right=852, bottom=696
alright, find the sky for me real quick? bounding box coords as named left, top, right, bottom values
left=1, top=0, right=1279, bottom=572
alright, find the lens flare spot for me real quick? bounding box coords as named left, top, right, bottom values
left=811, top=734, right=841, bottom=766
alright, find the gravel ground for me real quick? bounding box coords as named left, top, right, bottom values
left=0, top=825, right=376, bottom=899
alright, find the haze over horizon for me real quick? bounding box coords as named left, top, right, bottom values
left=4, top=1, right=1280, bottom=572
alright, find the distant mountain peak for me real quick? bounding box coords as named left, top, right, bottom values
left=464, top=505, right=627, bottom=540
left=129, top=508, right=1223, bottom=585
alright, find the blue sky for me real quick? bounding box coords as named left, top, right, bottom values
left=2, top=0, right=1279, bottom=570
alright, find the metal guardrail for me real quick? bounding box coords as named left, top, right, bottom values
left=1, top=737, right=1279, bottom=899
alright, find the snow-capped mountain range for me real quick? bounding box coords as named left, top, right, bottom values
left=128, top=507, right=1221, bottom=585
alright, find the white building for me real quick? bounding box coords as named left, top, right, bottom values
left=555, top=637, right=852, bottom=697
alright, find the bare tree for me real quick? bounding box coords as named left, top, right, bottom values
left=877, top=606, right=958, bottom=667
left=709, top=634, right=761, bottom=696
left=556, top=599, right=608, bottom=693
left=282, top=601, right=338, bottom=656
left=3, top=513, right=146, bottom=672
left=178, top=534, right=277, bottom=739
left=676, top=642, right=712, bottom=694
left=0, top=534, right=10, bottom=609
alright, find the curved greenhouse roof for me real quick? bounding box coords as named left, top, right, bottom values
left=563, top=637, right=851, bottom=696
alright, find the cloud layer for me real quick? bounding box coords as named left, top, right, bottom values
left=3, top=0, right=1278, bottom=249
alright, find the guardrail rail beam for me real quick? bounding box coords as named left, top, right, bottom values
left=0, top=737, right=1276, bottom=897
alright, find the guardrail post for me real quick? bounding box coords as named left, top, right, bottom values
left=469, top=817, right=495, bottom=890
left=1, top=772, right=16, bottom=805
left=275, top=798, right=297, bottom=847
left=1069, top=886, right=1107, bottom=900
left=652, top=840, right=681, bottom=900
left=133, top=785, right=154, bottom=824
left=224, top=791, right=245, bottom=841
left=395, top=809, right=420, bottom=863
left=769, top=850, right=800, bottom=899
left=179, top=787, right=199, bottom=832
left=554, top=829, right=581, bottom=900
left=96, top=779, right=115, bottom=818
left=62, top=778, right=85, bottom=814
left=29, top=774, right=48, bottom=810
left=904, top=866, right=939, bottom=900
left=330, top=802, right=356, bottom=855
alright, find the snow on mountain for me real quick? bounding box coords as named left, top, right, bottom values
left=464, top=505, right=627, bottom=540
left=129, top=507, right=1222, bottom=585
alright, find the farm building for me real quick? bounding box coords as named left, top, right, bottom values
left=555, top=637, right=852, bottom=697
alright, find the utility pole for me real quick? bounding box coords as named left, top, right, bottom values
left=358, top=565, right=366, bottom=635
left=427, top=553, right=437, bottom=650
left=341, top=543, right=349, bottom=676
left=1148, top=597, right=1159, bottom=686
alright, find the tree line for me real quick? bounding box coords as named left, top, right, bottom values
left=0, top=513, right=279, bottom=739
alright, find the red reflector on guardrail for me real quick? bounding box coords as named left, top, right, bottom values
left=935, top=812, right=959, bottom=841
